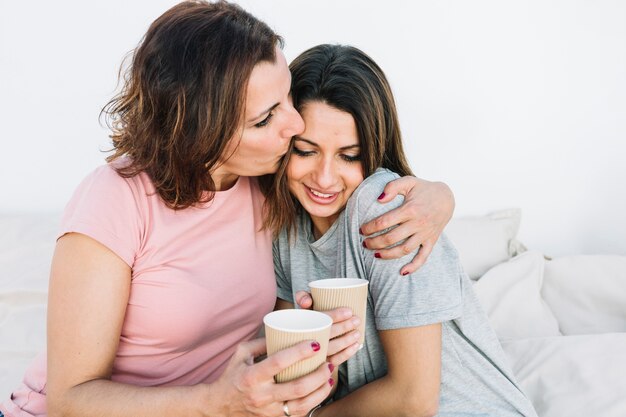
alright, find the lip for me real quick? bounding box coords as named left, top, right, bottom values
left=305, top=185, right=340, bottom=205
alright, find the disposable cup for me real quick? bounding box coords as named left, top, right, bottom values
left=263, top=309, right=332, bottom=383
left=308, top=278, right=369, bottom=347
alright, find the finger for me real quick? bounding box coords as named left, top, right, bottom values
left=272, top=362, right=334, bottom=405
left=328, top=329, right=361, bottom=356
left=295, top=291, right=313, bottom=309
left=363, top=219, right=418, bottom=251
left=371, top=231, right=424, bottom=260
left=328, top=341, right=361, bottom=367
left=236, top=337, right=268, bottom=361
left=279, top=374, right=334, bottom=417
left=376, top=176, right=415, bottom=202
left=328, top=314, right=358, bottom=339
left=360, top=203, right=411, bottom=237
left=323, top=307, right=353, bottom=325
left=253, top=339, right=321, bottom=382
left=400, top=240, right=435, bottom=276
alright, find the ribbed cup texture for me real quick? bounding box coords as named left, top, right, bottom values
left=311, top=284, right=368, bottom=346
left=265, top=326, right=331, bottom=383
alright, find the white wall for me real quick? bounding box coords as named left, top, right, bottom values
left=1, top=0, right=624, bottom=257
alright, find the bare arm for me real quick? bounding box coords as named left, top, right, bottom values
left=46, top=233, right=334, bottom=417
left=360, top=177, right=455, bottom=275
left=313, top=324, right=442, bottom=417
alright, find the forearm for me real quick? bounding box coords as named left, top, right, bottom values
left=314, top=375, right=436, bottom=417
left=48, top=379, right=218, bottom=417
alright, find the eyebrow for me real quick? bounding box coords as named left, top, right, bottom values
left=247, top=103, right=280, bottom=123
left=294, top=136, right=360, bottom=150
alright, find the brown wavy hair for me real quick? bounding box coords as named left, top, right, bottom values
left=102, top=0, right=282, bottom=209
left=262, top=44, right=414, bottom=236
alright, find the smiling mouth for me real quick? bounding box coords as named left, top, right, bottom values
left=306, top=186, right=339, bottom=204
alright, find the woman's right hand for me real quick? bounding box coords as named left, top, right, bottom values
left=210, top=337, right=335, bottom=417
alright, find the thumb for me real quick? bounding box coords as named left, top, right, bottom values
left=377, top=176, right=414, bottom=203
left=295, top=291, right=313, bottom=309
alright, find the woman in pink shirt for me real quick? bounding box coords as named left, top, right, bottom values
left=0, top=2, right=454, bottom=417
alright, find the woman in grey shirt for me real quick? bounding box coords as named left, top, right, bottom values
left=268, top=44, right=538, bottom=417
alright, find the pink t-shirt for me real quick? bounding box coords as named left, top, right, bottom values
left=1, top=162, right=277, bottom=417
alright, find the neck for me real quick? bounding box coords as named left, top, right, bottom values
left=210, top=167, right=239, bottom=191
left=310, top=214, right=339, bottom=240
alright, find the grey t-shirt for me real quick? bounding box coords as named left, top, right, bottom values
left=273, top=169, right=537, bottom=417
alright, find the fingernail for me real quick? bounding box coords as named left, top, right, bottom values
left=329, top=378, right=335, bottom=387
left=353, top=331, right=361, bottom=340
left=359, top=227, right=364, bottom=235
left=352, top=317, right=361, bottom=326
left=328, top=363, right=335, bottom=372
left=362, top=241, right=368, bottom=249
left=374, top=252, right=381, bottom=259
left=377, top=192, right=386, bottom=200
left=402, top=271, right=409, bottom=276
left=311, top=341, right=321, bottom=352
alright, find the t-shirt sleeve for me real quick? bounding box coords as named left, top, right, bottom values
left=348, top=170, right=464, bottom=330
left=58, top=164, right=144, bottom=268
left=273, top=238, right=294, bottom=303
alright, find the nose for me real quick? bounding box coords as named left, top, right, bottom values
left=313, top=157, right=338, bottom=190
left=282, top=100, right=305, bottom=138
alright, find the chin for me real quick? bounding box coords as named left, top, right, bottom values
left=305, top=205, right=341, bottom=219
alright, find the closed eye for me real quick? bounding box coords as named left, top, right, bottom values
left=254, top=111, right=274, bottom=128
left=341, top=154, right=361, bottom=163
left=292, top=147, right=315, bottom=157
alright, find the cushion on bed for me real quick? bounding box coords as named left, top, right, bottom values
left=542, top=255, right=626, bottom=335
left=472, top=250, right=561, bottom=340
left=445, top=208, right=526, bottom=280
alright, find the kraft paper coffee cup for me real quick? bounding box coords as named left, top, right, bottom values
left=308, top=278, right=369, bottom=348
left=263, top=309, right=332, bottom=383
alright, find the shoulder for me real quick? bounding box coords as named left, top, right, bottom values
left=352, top=169, right=401, bottom=202
left=75, top=159, right=153, bottom=202
left=346, top=169, right=403, bottom=224
left=273, top=213, right=308, bottom=254
left=60, top=160, right=153, bottom=261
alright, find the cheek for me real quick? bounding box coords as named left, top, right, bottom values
left=346, top=166, right=365, bottom=190
left=286, top=156, right=311, bottom=180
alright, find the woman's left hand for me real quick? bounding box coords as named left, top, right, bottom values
left=359, top=176, right=455, bottom=275
left=295, top=291, right=362, bottom=367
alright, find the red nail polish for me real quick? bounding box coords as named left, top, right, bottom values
left=359, top=227, right=363, bottom=235
left=374, top=253, right=381, bottom=259
left=402, top=271, right=409, bottom=276
left=328, top=378, right=335, bottom=387
left=377, top=192, right=386, bottom=200
left=362, top=241, right=368, bottom=249
left=328, top=363, right=335, bottom=372
left=311, top=342, right=321, bottom=352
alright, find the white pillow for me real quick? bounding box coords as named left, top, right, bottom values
left=445, top=208, right=526, bottom=280
left=473, top=250, right=561, bottom=340
left=542, top=255, right=626, bottom=335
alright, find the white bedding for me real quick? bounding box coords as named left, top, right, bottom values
left=502, top=333, right=626, bottom=417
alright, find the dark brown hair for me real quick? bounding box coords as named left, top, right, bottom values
left=262, top=44, right=414, bottom=236
left=102, top=0, right=282, bottom=208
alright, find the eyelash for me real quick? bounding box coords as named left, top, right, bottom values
left=292, top=147, right=361, bottom=163
left=255, top=112, right=274, bottom=128
left=341, top=154, right=361, bottom=163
